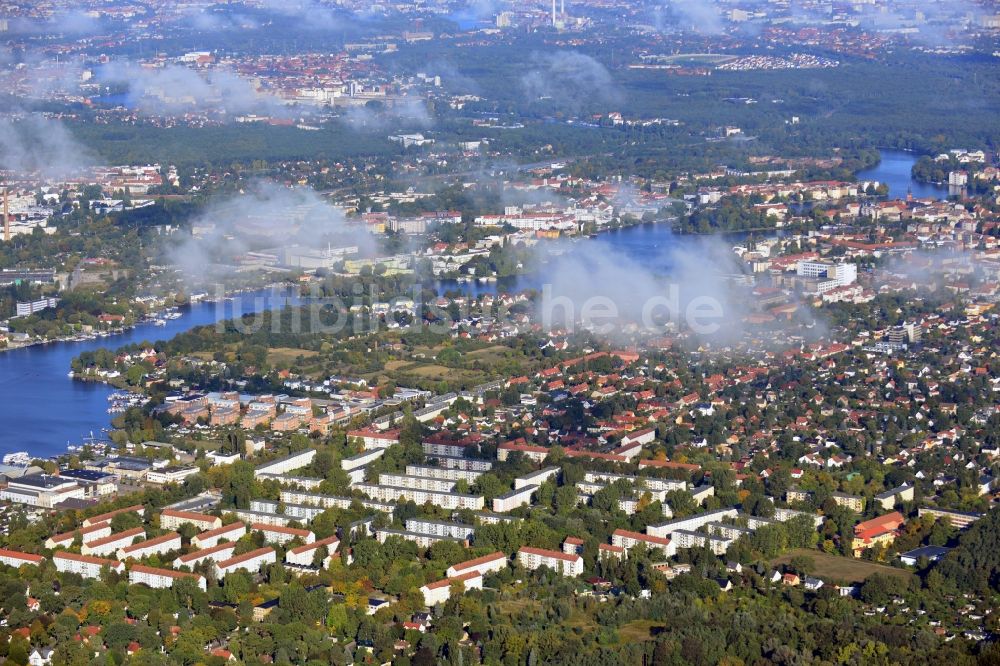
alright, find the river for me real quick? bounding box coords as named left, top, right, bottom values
left=0, top=150, right=930, bottom=458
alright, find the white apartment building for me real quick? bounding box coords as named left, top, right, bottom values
left=251, top=523, right=315, bottom=545
left=773, top=507, right=825, bottom=528
left=583, top=472, right=686, bottom=493
left=446, top=551, right=508, bottom=578
left=46, top=522, right=112, bottom=549
left=234, top=509, right=294, bottom=527
left=255, top=474, right=324, bottom=490
left=376, top=528, right=468, bottom=549
left=514, top=467, right=559, bottom=490
left=279, top=490, right=395, bottom=515
left=493, top=485, right=537, bottom=513
left=405, top=465, right=483, bottom=483
left=647, top=508, right=740, bottom=538
left=82, top=527, right=145, bottom=557
left=118, top=532, right=182, bottom=560
left=425, top=455, right=492, bottom=472
left=53, top=552, right=124, bottom=579
left=342, top=449, right=385, bottom=471
left=254, top=450, right=316, bottom=478
left=354, top=483, right=484, bottom=511
left=146, top=466, right=200, bottom=485
left=285, top=535, right=340, bottom=568
left=421, top=440, right=474, bottom=458
left=0, top=548, right=44, bottom=568
left=378, top=473, right=456, bottom=493
left=173, top=541, right=237, bottom=570
left=404, top=518, right=476, bottom=541
left=517, top=546, right=583, bottom=577
left=83, top=505, right=145, bottom=528
left=213, top=547, right=276, bottom=579
left=130, top=564, right=206, bottom=592
left=159, top=509, right=222, bottom=532
left=192, top=521, right=247, bottom=549
left=611, top=529, right=676, bottom=558
left=253, top=499, right=325, bottom=523
left=420, top=571, right=483, bottom=607
left=670, top=529, right=733, bottom=555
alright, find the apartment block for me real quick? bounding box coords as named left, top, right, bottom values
left=53, top=552, right=124, bottom=579
left=118, top=532, right=182, bottom=560
left=173, top=541, right=238, bottom=570
left=378, top=473, right=456, bottom=493
left=446, top=551, right=508, bottom=578
left=0, top=548, right=44, bottom=568
left=214, top=547, right=277, bottom=579
left=354, top=483, right=484, bottom=511
left=404, top=518, right=476, bottom=541
left=376, top=528, right=468, bottom=549
left=611, top=529, right=675, bottom=558
left=254, top=450, right=316, bottom=478
left=493, top=485, right=537, bottom=513
left=192, top=522, right=247, bottom=550
left=285, top=535, right=340, bottom=568
left=82, top=527, right=145, bottom=557
left=251, top=523, right=315, bottom=545
left=129, top=564, right=206, bottom=592
left=517, top=546, right=583, bottom=577
left=420, top=570, right=483, bottom=607
left=159, top=509, right=222, bottom=532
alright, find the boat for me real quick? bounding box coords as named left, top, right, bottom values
left=164, top=311, right=182, bottom=320
left=67, top=371, right=75, bottom=378
left=2, top=452, right=32, bottom=466
left=153, top=318, right=167, bottom=326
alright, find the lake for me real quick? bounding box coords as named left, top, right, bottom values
left=856, top=149, right=949, bottom=200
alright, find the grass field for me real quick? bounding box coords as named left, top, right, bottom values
left=617, top=620, right=665, bottom=643
left=266, top=347, right=319, bottom=366
left=772, top=549, right=915, bottom=584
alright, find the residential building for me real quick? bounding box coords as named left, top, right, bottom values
left=118, top=532, right=182, bottom=560
left=83, top=505, right=145, bottom=527
left=192, top=522, right=246, bottom=549
left=254, top=450, right=316, bottom=477
left=517, top=546, right=584, bottom=576
left=53, top=552, right=124, bottom=579
left=82, top=527, right=145, bottom=557
left=874, top=484, right=915, bottom=511
left=831, top=493, right=865, bottom=512
left=159, top=509, right=222, bottom=532
left=420, top=571, right=483, bottom=607
left=251, top=523, right=315, bottom=545
left=0, top=548, right=44, bottom=568
left=514, top=467, right=559, bottom=489
left=493, top=485, right=537, bottom=513
left=404, top=518, right=476, bottom=541
left=46, top=522, right=112, bottom=549
left=174, top=541, right=238, bottom=570
left=285, top=535, right=340, bottom=568
left=129, top=564, right=206, bottom=592
left=353, top=483, right=484, bottom=510
left=446, top=551, right=508, bottom=578
left=611, top=529, right=675, bottom=558
left=376, top=528, right=468, bottom=549
left=213, top=547, right=277, bottom=579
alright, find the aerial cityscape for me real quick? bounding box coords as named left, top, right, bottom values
left=0, top=0, right=999, bottom=664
